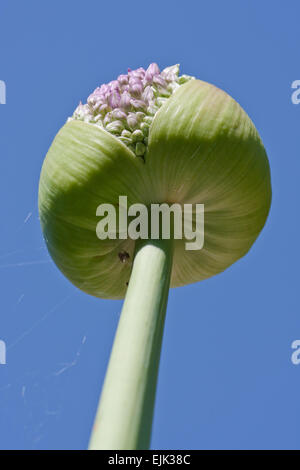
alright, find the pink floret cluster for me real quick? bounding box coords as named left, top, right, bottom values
left=70, top=63, right=193, bottom=158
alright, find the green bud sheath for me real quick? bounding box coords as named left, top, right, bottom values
left=38, top=64, right=271, bottom=449
left=39, top=79, right=271, bottom=298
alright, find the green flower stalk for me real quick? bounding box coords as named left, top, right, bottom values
left=38, top=63, right=271, bottom=449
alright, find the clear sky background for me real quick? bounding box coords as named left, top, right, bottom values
left=0, top=0, right=299, bottom=450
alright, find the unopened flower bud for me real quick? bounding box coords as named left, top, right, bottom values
left=39, top=62, right=271, bottom=300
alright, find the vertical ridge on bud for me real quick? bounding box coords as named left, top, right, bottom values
left=68, top=63, right=194, bottom=159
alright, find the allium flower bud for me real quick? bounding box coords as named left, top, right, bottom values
left=39, top=63, right=271, bottom=299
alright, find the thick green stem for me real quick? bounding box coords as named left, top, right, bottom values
left=88, top=238, right=173, bottom=450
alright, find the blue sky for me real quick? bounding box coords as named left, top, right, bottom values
left=0, top=0, right=300, bottom=450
